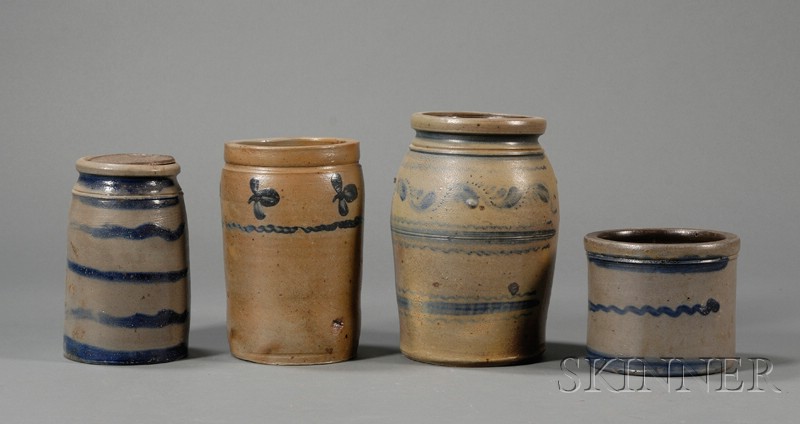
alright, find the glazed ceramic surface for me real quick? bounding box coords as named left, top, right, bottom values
left=221, top=138, right=363, bottom=365
left=391, top=112, right=559, bottom=366
left=584, top=228, right=740, bottom=376
left=64, top=154, right=190, bottom=365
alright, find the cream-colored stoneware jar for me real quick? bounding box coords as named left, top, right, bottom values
left=584, top=228, right=740, bottom=376
left=64, top=154, right=190, bottom=365
left=391, top=112, right=559, bottom=366
left=221, top=138, right=363, bottom=365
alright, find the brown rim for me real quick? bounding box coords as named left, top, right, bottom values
left=224, top=138, right=360, bottom=167
left=411, top=111, right=547, bottom=135
left=584, top=228, right=740, bottom=259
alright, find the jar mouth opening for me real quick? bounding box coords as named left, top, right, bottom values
left=411, top=111, right=547, bottom=135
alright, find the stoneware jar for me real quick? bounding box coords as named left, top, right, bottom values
left=221, top=138, right=363, bottom=365
left=391, top=112, right=559, bottom=366
left=584, top=228, right=740, bottom=376
left=64, top=154, right=190, bottom=365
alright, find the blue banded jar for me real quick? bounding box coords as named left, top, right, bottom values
left=64, top=154, right=190, bottom=365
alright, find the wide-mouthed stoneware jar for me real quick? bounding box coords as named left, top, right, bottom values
left=391, top=112, right=559, bottom=366
left=584, top=228, right=740, bottom=376
left=221, top=138, right=363, bottom=365
left=64, top=154, right=190, bottom=365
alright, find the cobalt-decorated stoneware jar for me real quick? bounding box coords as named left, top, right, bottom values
left=64, top=154, right=190, bottom=365
left=391, top=112, right=559, bottom=366
left=584, top=228, right=740, bottom=376
left=221, top=138, right=363, bottom=365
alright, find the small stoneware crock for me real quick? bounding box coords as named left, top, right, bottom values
left=391, top=112, right=559, bottom=366
left=220, top=138, right=363, bottom=365
left=64, top=154, right=190, bottom=365
left=584, top=228, right=740, bottom=376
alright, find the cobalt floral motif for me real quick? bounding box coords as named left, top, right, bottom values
left=396, top=178, right=551, bottom=212
left=331, top=173, right=358, bottom=216
left=249, top=178, right=280, bottom=220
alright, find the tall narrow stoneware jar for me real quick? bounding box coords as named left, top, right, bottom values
left=391, top=112, right=559, bottom=366
left=64, top=154, right=190, bottom=365
left=221, top=138, right=363, bottom=365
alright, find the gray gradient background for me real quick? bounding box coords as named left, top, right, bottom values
left=1, top=1, right=798, bottom=422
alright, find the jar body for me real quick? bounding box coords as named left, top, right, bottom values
left=220, top=139, right=363, bottom=364
left=64, top=154, right=189, bottom=365
left=391, top=112, right=559, bottom=366
left=584, top=228, right=740, bottom=376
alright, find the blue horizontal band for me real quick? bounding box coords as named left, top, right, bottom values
left=76, top=195, right=180, bottom=210
left=78, top=173, right=175, bottom=195
left=74, top=222, right=185, bottom=241
left=67, top=260, right=188, bottom=283
left=67, top=308, right=188, bottom=328
left=64, top=336, right=187, bottom=365
left=391, top=227, right=555, bottom=245
left=586, top=347, right=729, bottom=376
left=587, top=253, right=728, bottom=273
left=397, top=296, right=539, bottom=316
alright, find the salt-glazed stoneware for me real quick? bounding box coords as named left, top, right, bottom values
left=221, top=138, right=363, bottom=365
left=584, top=228, right=740, bottom=376
left=64, top=154, right=190, bottom=365
left=391, top=112, right=559, bottom=366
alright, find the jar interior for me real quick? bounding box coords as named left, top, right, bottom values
left=597, top=229, right=728, bottom=244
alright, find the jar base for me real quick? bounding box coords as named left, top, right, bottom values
left=400, top=348, right=544, bottom=367
left=586, top=348, right=737, bottom=376
left=63, top=337, right=188, bottom=365
left=231, top=351, right=356, bottom=365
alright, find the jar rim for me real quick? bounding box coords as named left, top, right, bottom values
left=224, top=137, right=360, bottom=167
left=76, top=154, right=180, bottom=176
left=411, top=111, right=547, bottom=135
left=584, top=228, right=740, bottom=259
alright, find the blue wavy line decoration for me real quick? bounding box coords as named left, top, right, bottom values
left=68, top=308, right=188, bottom=328
left=63, top=336, right=187, bottom=365
left=225, top=216, right=363, bottom=235
left=78, top=173, right=175, bottom=195
left=588, top=298, right=720, bottom=317
left=75, top=195, right=180, bottom=210
left=67, top=260, right=188, bottom=283
left=74, top=222, right=185, bottom=241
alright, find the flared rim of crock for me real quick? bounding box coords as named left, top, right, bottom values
left=76, top=154, right=180, bottom=176
left=224, top=137, right=360, bottom=167
left=584, top=228, right=740, bottom=259
left=411, top=111, right=547, bottom=135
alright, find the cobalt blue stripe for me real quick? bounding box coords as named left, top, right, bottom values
left=64, top=336, right=187, bottom=365
left=78, top=173, right=175, bottom=195
left=76, top=195, right=180, bottom=210
left=588, top=298, right=720, bottom=317
left=396, top=297, right=540, bottom=316
left=415, top=130, right=540, bottom=144
left=74, top=222, right=185, bottom=241
left=585, top=347, right=727, bottom=376
left=587, top=253, right=728, bottom=273
left=67, top=308, right=188, bottom=328
left=67, top=260, right=188, bottom=283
